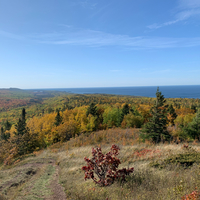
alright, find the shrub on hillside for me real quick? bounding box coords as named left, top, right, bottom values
left=82, top=144, right=134, bottom=187
left=149, top=147, right=200, bottom=169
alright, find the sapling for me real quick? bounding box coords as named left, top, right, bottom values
left=82, top=144, right=134, bottom=186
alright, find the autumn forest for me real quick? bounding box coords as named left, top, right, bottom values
left=1, top=88, right=200, bottom=199
left=0, top=88, right=200, bottom=165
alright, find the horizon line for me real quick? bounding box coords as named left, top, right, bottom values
left=1, top=84, right=200, bottom=90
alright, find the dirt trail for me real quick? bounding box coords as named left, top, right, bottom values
left=45, top=164, right=66, bottom=200
left=0, top=158, right=66, bottom=200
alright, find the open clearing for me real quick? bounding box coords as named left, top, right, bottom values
left=1, top=141, right=200, bottom=200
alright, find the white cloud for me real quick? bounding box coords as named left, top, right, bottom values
left=0, top=30, right=25, bottom=40
left=150, top=69, right=172, bottom=74
left=59, top=24, right=72, bottom=28
left=148, top=0, right=200, bottom=29
left=71, top=0, right=98, bottom=9
left=110, top=70, right=122, bottom=72
left=178, top=0, right=200, bottom=9
left=1, top=28, right=200, bottom=49
left=37, top=29, right=200, bottom=49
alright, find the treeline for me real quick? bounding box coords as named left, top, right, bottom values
left=0, top=92, right=199, bottom=124
left=1, top=90, right=200, bottom=165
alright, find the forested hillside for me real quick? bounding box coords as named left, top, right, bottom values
left=1, top=89, right=200, bottom=199
left=1, top=88, right=200, bottom=166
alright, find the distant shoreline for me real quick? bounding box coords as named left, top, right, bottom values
left=24, top=85, right=200, bottom=99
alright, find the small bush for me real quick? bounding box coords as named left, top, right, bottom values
left=150, top=150, right=200, bottom=169
left=82, top=144, right=134, bottom=186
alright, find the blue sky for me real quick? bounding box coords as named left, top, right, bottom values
left=0, top=0, right=200, bottom=89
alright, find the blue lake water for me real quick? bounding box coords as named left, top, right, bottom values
left=39, top=85, right=200, bottom=98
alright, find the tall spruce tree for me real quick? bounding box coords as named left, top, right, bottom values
left=120, top=103, right=130, bottom=123
left=4, top=120, right=12, bottom=131
left=55, top=110, right=62, bottom=126
left=141, top=87, right=170, bottom=143
left=15, top=108, right=38, bottom=155
left=0, top=125, right=10, bottom=141
left=0, top=127, right=5, bottom=141
left=86, top=103, right=98, bottom=117
left=15, top=108, right=27, bottom=136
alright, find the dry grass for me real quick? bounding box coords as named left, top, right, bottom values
left=0, top=151, right=57, bottom=200
left=63, top=128, right=141, bottom=149
left=1, top=128, right=200, bottom=199
left=54, top=140, right=200, bottom=200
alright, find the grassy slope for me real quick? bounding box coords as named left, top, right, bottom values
left=1, top=132, right=200, bottom=200
left=1, top=91, right=200, bottom=199
left=57, top=143, right=200, bottom=200
left=0, top=152, right=59, bottom=200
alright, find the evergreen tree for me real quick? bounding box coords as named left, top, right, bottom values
left=14, top=108, right=39, bottom=155
left=0, top=126, right=10, bottom=141
left=4, top=120, right=12, bottom=131
left=191, top=104, right=197, bottom=113
left=167, top=104, right=177, bottom=126
left=122, top=104, right=129, bottom=116
left=141, top=87, right=170, bottom=143
left=0, top=127, right=5, bottom=141
left=15, top=108, right=27, bottom=136
left=21, top=108, right=26, bottom=122
left=120, top=103, right=130, bottom=123
left=184, top=109, right=200, bottom=140
left=55, top=110, right=62, bottom=126
left=86, top=103, right=98, bottom=117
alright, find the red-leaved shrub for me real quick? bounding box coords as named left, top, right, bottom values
left=181, top=190, right=200, bottom=200
left=82, top=144, right=134, bottom=186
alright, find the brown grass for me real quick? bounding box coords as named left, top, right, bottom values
left=53, top=130, right=200, bottom=200
left=1, top=128, right=200, bottom=199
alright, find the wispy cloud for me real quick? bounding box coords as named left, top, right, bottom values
left=178, top=0, right=200, bottom=9
left=58, top=24, right=72, bottom=28
left=71, top=0, right=98, bottom=9
left=1, top=28, right=200, bottom=49
left=110, top=70, right=122, bottom=72
left=150, top=69, right=173, bottom=74
left=148, top=0, right=200, bottom=29
left=35, top=29, right=200, bottom=49
left=186, top=69, right=200, bottom=73
left=0, top=30, right=25, bottom=40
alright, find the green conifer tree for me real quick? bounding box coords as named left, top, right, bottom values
left=141, top=87, right=170, bottom=143
left=120, top=103, right=130, bottom=123
left=86, top=103, right=97, bottom=117
left=4, top=120, right=12, bottom=131
left=55, top=110, right=62, bottom=126
left=0, top=127, right=5, bottom=141
left=122, top=104, right=129, bottom=116
left=0, top=126, right=10, bottom=141
left=15, top=108, right=27, bottom=136
left=14, top=108, right=39, bottom=155
left=184, top=109, right=200, bottom=140
left=191, top=104, right=197, bottom=113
